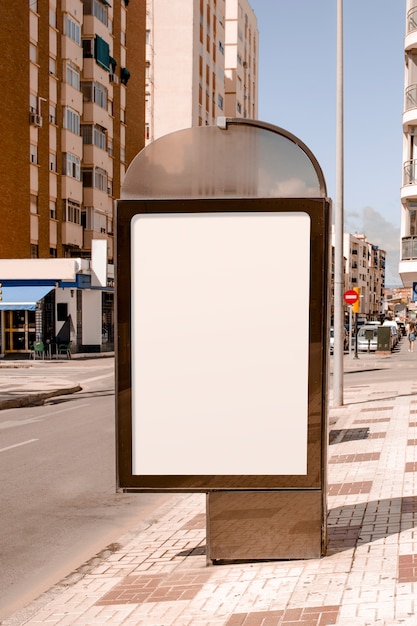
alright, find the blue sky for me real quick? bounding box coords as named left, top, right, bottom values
left=249, top=0, right=405, bottom=286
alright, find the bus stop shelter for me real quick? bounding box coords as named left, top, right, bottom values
left=116, top=118, right=331, bottom=561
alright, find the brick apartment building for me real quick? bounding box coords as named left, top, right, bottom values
left=0, top=0, right=145, bottom=355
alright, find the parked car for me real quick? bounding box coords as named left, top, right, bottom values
left=330, top=326, right=349, bottom=353
left=382, top=320, right=400, bottom=346
left=397, top=321, right=407, bottom=336
left=355, top=325, right=378, bottom=352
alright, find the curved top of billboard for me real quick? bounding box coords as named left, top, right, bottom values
left=121, top=118, right=327, bottom=200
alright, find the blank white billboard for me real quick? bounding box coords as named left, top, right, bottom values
left=131, top=212, right=310, bottom=476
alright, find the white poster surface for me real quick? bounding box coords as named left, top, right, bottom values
left=131, top=212, right=310, bottom=475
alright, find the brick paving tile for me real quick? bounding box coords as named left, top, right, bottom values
left=359, top=407, right=393, bottom=412
left=398, top=554, right=417, bottom=582
left=367, top=431, right=386, bottom=439
left=328, top=481, right=373, bottom=496
left=328, top=452, right=380, bottom=464
left=353, top=417, right=390, bottom=423
left=224, top=606, right=340, bottom=626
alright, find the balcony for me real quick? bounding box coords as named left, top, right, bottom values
left=405, top=8, right=417, bottom=51
left=401, top=160, right=417, bottom=201
left=403, top=85, right=417, bottom=126
left=402, top=235, right=417, bottom=260
left=62, top=221, right=83, bottom=248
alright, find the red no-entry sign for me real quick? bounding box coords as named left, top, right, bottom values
left=344, top=289, right=359, bottom=305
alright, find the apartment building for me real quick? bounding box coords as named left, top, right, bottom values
left=224, top=0, right=258, bottom=119
left=343, top=233, right=386, bottom=320
left=0, top=1, right=145, bottom=355
left=331, top=228, right=386, bottom=322
left=401, top=0, right=417, bottom=288
left=145, top=0, right=258, bottom=144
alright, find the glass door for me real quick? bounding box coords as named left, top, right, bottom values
left=4, top=310, right=36, bottom=353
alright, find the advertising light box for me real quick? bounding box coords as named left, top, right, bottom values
left=116, top=197, right=329, bottom=492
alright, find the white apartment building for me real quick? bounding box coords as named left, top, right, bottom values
left=224, top=0, right=258, bottom=119
left=332, top=229, right=386, bottom=321
left=401, top=0, right=417, bottom=287
left=145, top=0, right=258, bottom=144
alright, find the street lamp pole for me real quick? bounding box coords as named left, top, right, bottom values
left=333, top=0, right=344, bottom=407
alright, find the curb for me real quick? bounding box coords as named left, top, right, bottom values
left=0, top=385, right=82, bottom=410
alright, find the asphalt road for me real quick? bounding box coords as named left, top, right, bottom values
left=0, top=359, right=171, bottom=619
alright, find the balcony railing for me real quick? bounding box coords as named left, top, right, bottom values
left=403, top=159, right=417, bottom=185
left=408, top=8, right=417, bottom=34
left=406, top=84, right=417, bottom=110
left=402, top=235, right=417, bottom=260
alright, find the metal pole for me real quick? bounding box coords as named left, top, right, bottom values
left=349, top=304, right=353, bottom=359
left=333, top=0, right=344, bottom=406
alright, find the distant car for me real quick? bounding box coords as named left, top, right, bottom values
left=355, top=325, right=378, bottom=352
left=397, top=321, right=407, bottom=336
left=330, top=326, right=349, bottom=353
left=382, top=320, right=400, bottom=346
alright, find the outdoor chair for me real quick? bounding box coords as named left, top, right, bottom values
left=57, top=342, right=72, bottom=359
left=30, top=341, right=46, bottom=359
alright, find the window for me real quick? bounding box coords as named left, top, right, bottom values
left=29, top=94, right=37, bottom=113
left=63, top=199, right=81, bottom=224
left=63, top=153, right=81, bottom=180
left=64, top=14, right=81, bottom=45
left=30, top=244, right=39, bottom=259
left=30, top=144, right=38, bottom=164
left=63, top=107, right=80, bottom=135
left=120, top=146, right=126, bottom=163
left=95, top=35, right=110, bottom=71
left=107, top=137, right=113, bottom=156
left=29, top=43, right=37, bottom=64
left=81, top=81, right=107, bottom=109
left=50, top=248, right=57, bottom=258
left=49, top=200, right=57, bottom=219
left=49, top=7, right=57, bottom=27
left=30, top=194, right=38, bottom=214
left=49, top=152, right=57, bottom=172
left=82, top=167, right=107, bottom=192
left=57, top=303, right=68, bottom=321
left=81, top=124, right=107, bottom=150
left=82, top=38, right=94, bottom=58
left=49, top=104, right=56, bottom=124
left=217, top=94, right=223, bottom=110
left=219, top=40, right=224, bottom=54
left=146, top=29, right=151, bottom=45
left=82, top=0, right=108, bottom=26
left=66, top=62, right=80, bottom=89
left=49, top=57, right=56, bottom=75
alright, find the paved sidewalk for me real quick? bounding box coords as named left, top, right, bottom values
left=2, top=346, right=417, bottom=625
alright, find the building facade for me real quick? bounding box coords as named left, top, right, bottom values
left=145, top=0, right=258, bottom=144
left=0, top=0, right=145, bottom=355
left=331, top=229, right=386, bottom=322
left=400, top=0, right=417, bottom=288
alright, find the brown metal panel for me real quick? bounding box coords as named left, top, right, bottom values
left=116, top=197, right=330, bottom=492
left=207, top=490, right=325, bottom=561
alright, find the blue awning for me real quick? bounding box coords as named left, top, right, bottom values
left=0, top=285, right=53, bottom=311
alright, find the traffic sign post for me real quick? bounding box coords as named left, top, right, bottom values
left=344, top=290, right=360, bottom=359
left=343, top=289, right=359, bottom=306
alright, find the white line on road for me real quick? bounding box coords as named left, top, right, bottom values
left=0, top=439, right=39, bottom=453
left=81, top=373, right=114, bottom=384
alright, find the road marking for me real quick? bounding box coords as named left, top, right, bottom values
left=81, top=373, right=114, bottom=384
left=0, top=439, right=39, bottom=453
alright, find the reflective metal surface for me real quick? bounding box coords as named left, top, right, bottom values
left=207, top=491, right=325, bottom=561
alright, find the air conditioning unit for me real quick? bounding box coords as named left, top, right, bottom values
left=29, top=113, right=43, bottom=127
left=109, top=73, right=119, bottom=84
